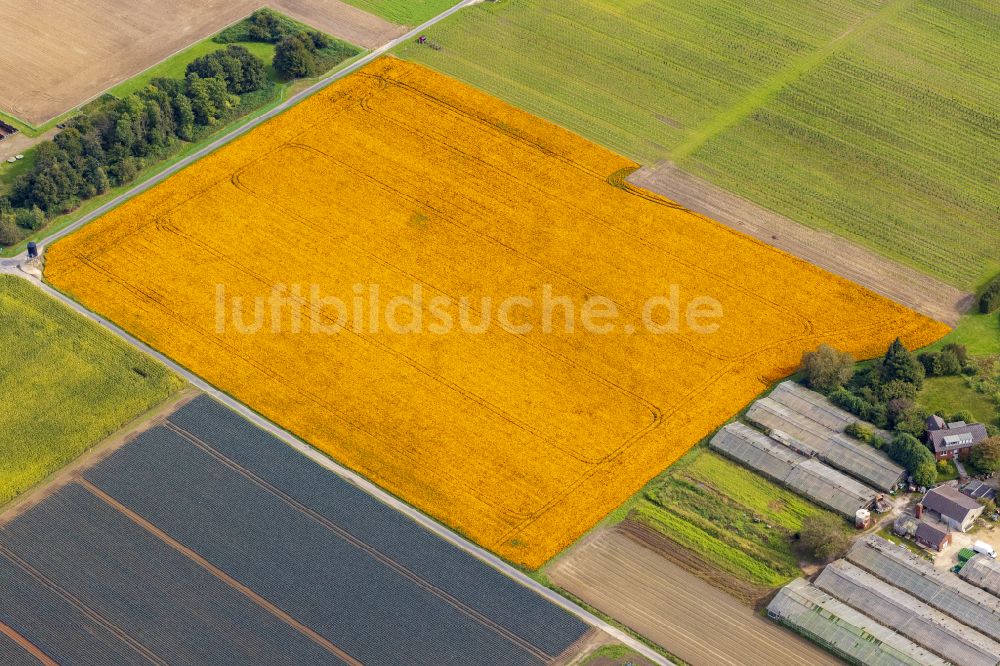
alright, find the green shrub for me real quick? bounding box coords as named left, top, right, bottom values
left=0, top=217, right=20, bottom=245
left=979, top=276, right=1000, bottom=314
left=800, top=343, right=854, bottom=393
left=214, top=8, right=296, bottom=44
left=14, top=206, right=44, bottom=231
left=970, top=436, right=1000, bottom=473
left=186, top=45, right=267, bottom=95
left=845, top=421, right=872, bottom=441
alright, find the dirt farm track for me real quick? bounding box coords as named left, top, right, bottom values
left=629, top=163, right=971, bottom=327
left=0, top=0, right=403, bottom=126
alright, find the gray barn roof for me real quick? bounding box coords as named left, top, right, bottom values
left=710, top=423, right=877, bottom=518
left=815, top=560, right=1000, bottom=666
left=960, top=555, right=1000, bottom=598
left=767, top=578, right=949, bottom=666
left=769, top=381, right=861, bottom=431
left=770, top=382, right=892, bottom=440
left=847, top=536, right=1000, bottom=642
left=914, top=521, right=950, bottom=549
left=746, top=397, right=904, bottom=491
left=923, top=485, right=984, bottom=524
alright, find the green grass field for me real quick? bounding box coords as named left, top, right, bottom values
left=398, top=0, right=1000, bottom=288
left=0, top=150, right=38, bottom=196
left=926, top=311, right=1000, bottom=356
left=631, top=449, right=835, bottom=587
left=0, top=276, right=182, bottom=504
left=343, top=0, right=457, bottom=25
left=919, top=375, right=998, bottom=426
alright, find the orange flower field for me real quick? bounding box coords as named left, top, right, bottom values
left=46, top=58, right=949, bottom=568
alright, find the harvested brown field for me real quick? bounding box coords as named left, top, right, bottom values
left=628, top=163, right=972, bottom=326
left=271, top=0, right=405, bottom=49
left=0, top=0, right=400, bottom=125
left=548, top=525, right=842, bottom=666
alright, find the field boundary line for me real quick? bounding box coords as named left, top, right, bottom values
left=0, top=544, right=166, bottom=666
left=22, top=272, right=670, bottom=666
left=78, top=479, right=364, bottom=666
left=0, top=619, right=58, bottom=666
left=162, top=420, right=554, bottom=662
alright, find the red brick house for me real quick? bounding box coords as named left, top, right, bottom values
left=925, top=415, right=987, bottom=461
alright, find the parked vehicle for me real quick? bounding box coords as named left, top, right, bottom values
left=973, top=540, right=997, bottom=558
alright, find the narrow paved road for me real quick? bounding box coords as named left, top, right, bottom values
left=9, top=0, right=479, bottom=263
left=0, top=2, right=670, bottom=663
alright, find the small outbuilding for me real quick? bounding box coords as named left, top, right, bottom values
left=892, top=512, right=952, bottom=552
left=914, top=521, right=951, bottom=552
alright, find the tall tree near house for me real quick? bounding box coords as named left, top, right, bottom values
left=801, top=343, right=854, bottom=393
left=877, top=338, right=925, bottom=389
left=970, top=436, right=1000, bottom=473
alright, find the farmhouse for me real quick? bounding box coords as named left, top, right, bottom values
left=846, top=536, right=1000, bottom=642
left=926, top=415, right=988, bottom=461
left=746, top=385, right=904, bottom=491
left=767, top=579, right=948, bottom=666
left=960, top=555, right=1000, bottom=598
left=709, top=423, right=878, bottom=518
left=814, top=560, right=1000, bottom=666
left=922, top=485, right=984, bottom=532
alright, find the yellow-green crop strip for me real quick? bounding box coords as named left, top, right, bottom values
left=0, top=276, right=182, bottom=505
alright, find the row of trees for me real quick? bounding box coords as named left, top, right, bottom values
left=804, top=339, right=928, bottom=433
left=0, top=46, right=268, bottom=245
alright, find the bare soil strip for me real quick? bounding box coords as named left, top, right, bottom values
left=0, top=619, right=57, bottom=666
left=547, top=525, right=842, bottom=666
left=0, top=0, right=401, bottom=125
left=0, top=129, right=56, bottom=162
left=548, top=629, right=611, bottom=666
left=628, top=163, right=970, bottom=326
